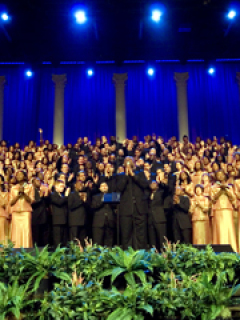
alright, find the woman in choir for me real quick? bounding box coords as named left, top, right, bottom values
left=210, top=170, right=238, bottom=252
left=202, top=156, right=211, bottom=173
left=191, top=160, right=205, bottom=188
left=9, top=170, right=34, bottom=248
left=178, top=171, right=194, bottom=198
left=210, top=162, right=220, bottom=182
left=190, top=184, right=211, bottom=245
left=0, top=175, right=8, bottom=244
left=201, top=173, right=212, bottom=198
left=233, top=172, right=240, bottom=252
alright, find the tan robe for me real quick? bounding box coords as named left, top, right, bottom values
left=9, top=184, right=34, bottom=248
left=210, top=183, right=237, bottom=252
left=233, top=179, right=240, bottom=251
left=0, top=192, right=9, bottom=244
left=190, top=195, right=211, bottom=245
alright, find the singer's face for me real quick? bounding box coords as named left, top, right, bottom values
left=100, top=183, right=108, bottom=193
left=57, top=183, right=65, bottom=193
left=216, top=171, right=225, bottom=182
left=16, top=171, right=25, bottom=182
left=195, top=187, right=202, bottom=196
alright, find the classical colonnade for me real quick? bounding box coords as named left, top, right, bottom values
left=0, top=72, right=240, bottom=144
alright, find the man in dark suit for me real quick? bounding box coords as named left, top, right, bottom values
left=148, top=180, right=168, bottom=251
left=91, top=182, right=115, bottom=247
left=117, top=157, right=150, bottom=250
left=32, top=178, right=49, bottom=247
left=172, top=187, right=192, bottom=244
left=68, top=181, right=88, bottom=246
left=50, top=180, right=70, bottom=247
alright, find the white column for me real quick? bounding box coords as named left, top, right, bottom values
left=113, top=73, right=128, bottom=142
left=174, top=72, right=189, bottom=140
left=52, top=74, right=67, bottom=146
left=0, top=76, right=6, bottom=141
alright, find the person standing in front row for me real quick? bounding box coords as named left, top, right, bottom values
left=68, top=180, right=88, bottom=247
left=210, top=170, right=237, bottom=252
left=190, top=184, right=211, bottom=245
left=91, top=182, right=115, bottom=247
left=9, top=171, right=34, bottom=248
left=50, top=180, right=70, bottom=247
left=117, top=157, right=150, bottom=250
left=148, top=180, right=168, bottom=251
left=170, top=186, right=192, bottom=244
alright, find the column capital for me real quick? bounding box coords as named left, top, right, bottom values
left=0, top=76, right=6, bottom=88
left=112, top=73, right=128, bottom=87
left=52, top=74, right=67, bottom=88
left=174, top=72, right=189, bottom=87
left=236, top=72, right=240, bottom=86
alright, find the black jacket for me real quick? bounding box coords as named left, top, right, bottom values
left=117, top=172, right=150, bottom=216
left=168, top=195, right=191, bottom=230
left=148, top=187, right=167, bottom=224
left=91, top=193, right=115, bottom=228
left=68, top=191, right=87, bottom=226
left=50, top=192, right=68, bottom=225
left=32, top=188, right=48, bottom=225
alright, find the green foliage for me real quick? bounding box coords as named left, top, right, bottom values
left=0, top=279, right=37, bottom=320
left=0, top=240, right=240, bottom=319
left=98, top=247, right=153, bottom=286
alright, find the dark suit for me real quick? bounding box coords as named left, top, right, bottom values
left=172, top=195, right=192, bottom=244
left=91, top=193, right=115, bottom=247
left=31, top=188, right=49, bottom=247
left=68, top=191, right=88, bottom=245
left=50, top=192, right=68, bottom=247
left=117, top=172, right=150, bottom=250
left=148, top=186, right=167, bottom=251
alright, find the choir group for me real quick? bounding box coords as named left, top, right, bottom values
left=0, top=133, right=239, bottom=252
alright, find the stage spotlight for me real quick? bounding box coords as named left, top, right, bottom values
left=148, top=68, right=155, bottom=76
left=1, top=13, right=9, bottom=21
left=25, top=70, right=33, bottom=77
left=152, top=10, right=162, bottom=22
left=87, top=69, right=93, bottom=76
left=228, top=10, right=236, bottom=19
left=208, top=67, right=215, bottom=75
left=75, top=11, right=87, bottom=24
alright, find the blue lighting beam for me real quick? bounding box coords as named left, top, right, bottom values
left=228, top=10, right=237, bottom=20
left=25, top=70, right=33, bottom=77
left=148, top=68, right=155, bottom=76
left=1, top=12, right=9, bottom=21
left=208, top=67, right=215, bottom=75
left=151, top=10, right=162, bottom=22
left=75, top=11, right=87, bottom=24
left=87, top=69, right=94, bottom=76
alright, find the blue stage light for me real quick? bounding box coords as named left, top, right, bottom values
left=228, top=10, right=236, bottom=19
left=1, top=13, right=9, bottom=21
left=75, top=11, right=87, bottom=24
left=25, top=70, right=33, bottom=77
left=208, top=67, right=215, bottom=75
left=87, top=69, right=93, bottom=76
left=148, top=68, right=155, bottom=76
left=152, top=10, right=162, bottom=22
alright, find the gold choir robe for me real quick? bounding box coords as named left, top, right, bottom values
left=190, top=195, right=211, bottom=245
left=9, top=184, right=34, bottom=248
left=0, top=191, right=9, bottom=244
left=210, top=183, right=237, bottom=252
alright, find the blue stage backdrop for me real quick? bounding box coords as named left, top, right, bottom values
left=1, top=66, right=54, bottom=147
left=186, top=62, right=240, bottom=145
left=122, top=64, right=179, bottom=141
left=63, top=65, right=116, bottom=145
left=0, top=62, right=240, bottom=146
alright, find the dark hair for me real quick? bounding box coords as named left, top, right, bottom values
left=179, top=171, right=192, bottom=185
left=194, top=184, right=204, bottom=193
